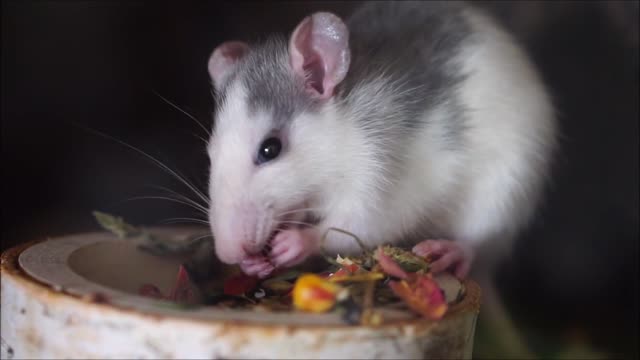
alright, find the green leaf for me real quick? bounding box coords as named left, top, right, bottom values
left=267, top=270, right=302, bottom=282
left=93, top=211, right=141, bottom=238
left=261, top=279, right=294, bottom=294
left=380, top=245, right=430, bottom=273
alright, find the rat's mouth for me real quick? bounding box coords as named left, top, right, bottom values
left=256, top=211, right=322, bottom=257
left=259, top=228, right=281, bottom=257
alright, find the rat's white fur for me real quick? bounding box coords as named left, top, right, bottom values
left=292, top=8, right=557, bottom=264
left=208, top=6, right=556, bottom=271
left=449, top=9, right=556, bottom=256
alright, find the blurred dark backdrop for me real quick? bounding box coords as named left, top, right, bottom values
left=2, top=1, right=638, bottom=358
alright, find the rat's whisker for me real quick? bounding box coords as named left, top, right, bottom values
left=125, top=196, right=208, bottom=215
left=151, top=184, right=210, bottom=209
left=156, top=192, right=209, bottom=215
left=187, top=234, right=214, bottom=243
left=160, top=217, right=210, bottom=226
left=75, top=124, right=211, bottom=207
left=277, top=220, right=315, bottom=228
left=152, top=90, right=211, bottom=137
left=191, top=132, right=210, bottom=147
left=275, top=207, right=322, bottom=218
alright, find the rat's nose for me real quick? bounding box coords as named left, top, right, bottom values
left=212, top=201, right=260, bottom=264
left=242, top=242, right=263, bottom=256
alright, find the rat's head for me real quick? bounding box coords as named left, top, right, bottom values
left=206, top=12, right=351, bottom=264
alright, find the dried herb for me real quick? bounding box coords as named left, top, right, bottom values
left=378, top=245, right=430, bottom=273
left=93, top=210, right=211, bottom=257
left=267, top=269, right=302, bottom=282
left=93, top=211, right=141, bottom=239
left=94, top=211, right=460, bottom=324
left=261, top=279, right=294, bottom=294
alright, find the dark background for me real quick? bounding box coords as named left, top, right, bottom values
left=2, top=1, right=638, bottom=358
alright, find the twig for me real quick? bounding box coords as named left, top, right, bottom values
left=321, top=227, right=369, bottom=253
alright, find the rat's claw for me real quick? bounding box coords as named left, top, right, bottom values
left=240, top=255, right=274, bottom=277
left=269, top=228, right=318, bottom=269
left=430, top=251, right=463, bottom=273
left=412, top=239, right=447, bottom=258
left=412, top=239, right=473, bottom=279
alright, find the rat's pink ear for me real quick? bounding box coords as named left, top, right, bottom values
left=208, top=41, right=250, bottom=90
left=289, top=12, right=351, bottom=100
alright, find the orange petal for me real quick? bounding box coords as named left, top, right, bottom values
left=388, top=274, right=448, bottom=320
left=293, top=274, right=344, bottom=313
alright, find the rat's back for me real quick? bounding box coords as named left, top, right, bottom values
left=339, top=1, right=474, bottom=140
left=332, top=0, right=557, bottom=261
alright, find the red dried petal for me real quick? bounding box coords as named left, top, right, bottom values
left=388, top=274, right=448, bottom=320
left=169, top=265, right=194, bottom=302
left=375, top=247, right=409, bottom=279
left=224, top=273, right=259, bottom=296
left=346, top=264, right=360, bottom=273
left=332, top=264, right=360, bottom=278
left=333, top=268, right=349, bottom=277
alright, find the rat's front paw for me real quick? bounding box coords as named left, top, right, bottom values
left=412, top=239, right=474, bottom=279
left=269, top=228, right=318, bottom=269
left=240, top=255, right=274, bottom=279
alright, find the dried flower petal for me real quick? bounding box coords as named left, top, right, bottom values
left=224, top=273, right=259, bottom=296
left=331, top=263, right=360, bottom=278
left=388, top=274, right=448, bottom=320
left=293, top=274, right=347, bottom=313
left=169, top=265, right=193, bottom=302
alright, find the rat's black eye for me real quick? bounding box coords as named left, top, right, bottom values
left=257, top=137, right=282, bottom=164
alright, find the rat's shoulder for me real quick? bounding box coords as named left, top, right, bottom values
left=346, top=1, right=472, bottom=38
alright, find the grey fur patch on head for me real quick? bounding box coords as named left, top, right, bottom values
left=339, top=1, right=474, bottom=150
left=212, top=1, right=475, bottom=149
left=215, top=36, right=319, bottom=131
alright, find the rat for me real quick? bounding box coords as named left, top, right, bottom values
left=204, top=0, right=557, bottom=354
left=206, top=0, right=555, bottom=279
left=206, top=2, right=556, bottom=353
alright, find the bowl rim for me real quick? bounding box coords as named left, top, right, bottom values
left=1, top=227, right=481, bottom=332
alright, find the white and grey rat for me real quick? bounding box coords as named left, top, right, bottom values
left=207, top=0, right=555, bottom=280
